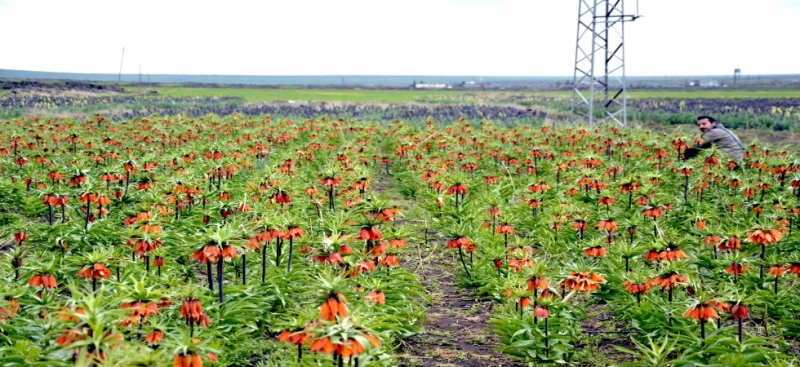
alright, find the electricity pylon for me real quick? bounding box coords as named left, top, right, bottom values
left=571, top=0, right=639, bottom=128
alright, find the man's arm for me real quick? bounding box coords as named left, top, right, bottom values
left=699, top=129, right=725, bottom=148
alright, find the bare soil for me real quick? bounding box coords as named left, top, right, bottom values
left=398, top=240, right=525, bottom=367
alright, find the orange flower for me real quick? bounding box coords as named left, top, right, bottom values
left=561, top=271, right=605, bottom=292
left=357, top=226, right=383, bottom=241
left=517, top=296, right=531, bottom=309
left=446, top=237, right=475, bottom=253
left=695, top=220, right=706, bottom=230
left=272, top=190, right=291, bottom=205
left=684, top=304, right=719, bottom=322
left=29, top=274, right=57, bottom=289
left=180, top=299, right=208, bottom=324
left=508, top=257, right=532, bottom=271
left=370, top=242, right=387, bottom=256
left=598, top=197, right=615, bottom=206
left=379, top=254, right=399, bottom=267
left=278, top=324, right=315, bottom=346
left=192, top=244, right=221, bottom=263
left=121, top=301, right=159, bottom=320
left=220, top=245, right=238, bottom=260
left=445, top=183, right=468, bottom=195
left=496, top=224, right=514, bottom=235
left=642, top=206, right=663, bottom=218
left=173, top=353, right=203, bottom=367
left=145, top=330, right=164, bottom=344
left=725, top=263, right=750, bottom=275
left=354, top=260, right=377, bottom=274
left=653, top=272, right=688, bottom=290
left=708, top=299, right=730, bottom=313
left=571, top=220, right=587, bottom=231
left=644, top=250, right=661, bottom=262
left=702, top=235, right=721, bottom=246
left=533, top=305, right=549, bottom=318
left=13, top=231, right=27, bottom=243
left=526, top=277, right=548, bottom=291
left=596, top=219, right=617, bottom=231
left=365, top=290, right=386, bottom=305
left=310, top=336, right=337, bottom=355
left=583, top=246, right=607, bottom=258
left=622, top=280, right=651, bottom=295
left=76, top=263, right=112, bottom=279
left=285, top=226, right=305, bottom=239
left=319, top=293, right=348, bottom=321
left=388, top=238, right=407, bottom=248
left=659, top=247, right=686, bottom=262
left=746, top=228, right=782, bottom=245
left=719, top=236, right=742, bottom=251
left=730, top=302, right=749, bottom=319
left=769, top=265, right=786, bottom=277
left=621, top=182, right=640, bottom=193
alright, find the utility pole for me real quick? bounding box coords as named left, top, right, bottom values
left=571, top=0, right=640, bottom=128
left=117, top=47, right=125, bottom=83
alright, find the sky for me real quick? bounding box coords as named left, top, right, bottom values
left=0, top=0, right=798, bottom=77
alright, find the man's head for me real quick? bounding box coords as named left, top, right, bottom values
left=697, top=115, right=717, bottom=133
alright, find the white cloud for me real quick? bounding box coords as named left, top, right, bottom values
left=0, top=0, right=797, bottom=76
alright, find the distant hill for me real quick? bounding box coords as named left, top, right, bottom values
left=0, top=69, right=565, bottom=87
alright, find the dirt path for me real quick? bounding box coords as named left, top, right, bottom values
left=371, top=175, right=522, bottom=366
left=398, top=242, right=525, bottom=367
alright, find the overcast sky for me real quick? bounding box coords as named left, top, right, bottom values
left=1, top=0, right=798, bottom=76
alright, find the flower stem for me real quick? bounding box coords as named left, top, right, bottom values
left=287, top=238, right=294, bottom=272
left=217, top=259, right=224, bottom=305
left=207, top=262, right=214, bottom=291
left=262, top=244, right=267, bottom=282
left=700, top=319, right=706, bottom=339
left=738, top=318, right=743, bottom=343
left=458, top=247, right=472, bottom=279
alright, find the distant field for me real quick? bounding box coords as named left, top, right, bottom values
left=125, top=85, right=800, bottom=103
left=126, top=86, right=476, bottom=103
left=628, top=89, right=800, bottom=99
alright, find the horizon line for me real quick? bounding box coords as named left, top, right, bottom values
left=2, top=68, right=800, bottom=79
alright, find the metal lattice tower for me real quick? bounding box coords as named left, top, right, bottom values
left=571, top=0, right=639, bottom=128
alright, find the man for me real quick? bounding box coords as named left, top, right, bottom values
left=683, top=115, right=744, bottom=160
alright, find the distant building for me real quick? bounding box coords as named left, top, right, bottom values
left=413, top=82, right=450, bottom=89
left=688, top=80, right=721, bottom=88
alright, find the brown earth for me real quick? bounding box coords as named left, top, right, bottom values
left=398, top=240, right=525, bottom=367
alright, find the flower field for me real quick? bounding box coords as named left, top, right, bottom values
left=1, top=110, right=800, bottom=366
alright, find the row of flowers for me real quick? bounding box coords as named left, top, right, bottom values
left=0, top=115, right=427, bottom=366
left=382, top=120, right=800, bottom=364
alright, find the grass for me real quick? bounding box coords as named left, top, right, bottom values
left=123, top=85, right=800, bottom=104
left=627, top=88, right=800, bottom=99
left=125, top=86, right=478, bottom=103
